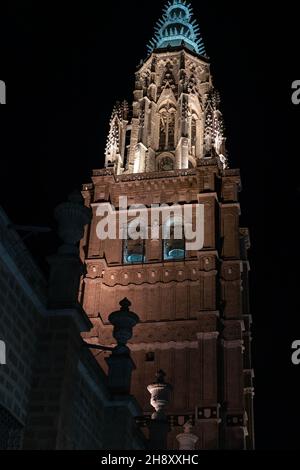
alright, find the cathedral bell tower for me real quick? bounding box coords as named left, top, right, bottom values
left=104, top=1, right=227, bottom=175
left=81, top=0, right=255, bottom=450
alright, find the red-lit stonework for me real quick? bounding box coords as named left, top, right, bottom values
left=80, top=2, right=255, bottom=449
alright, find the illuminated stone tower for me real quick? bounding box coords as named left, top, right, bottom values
left=81, top=0, right=254, bottom=450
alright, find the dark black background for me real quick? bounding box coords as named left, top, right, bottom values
left=1, top=0, right=300, bottom=450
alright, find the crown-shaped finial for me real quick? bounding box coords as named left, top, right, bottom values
left=147, top=0, right=206, bottom=57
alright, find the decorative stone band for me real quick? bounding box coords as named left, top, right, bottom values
left=90, top=164, right=238, bottom=183
left=83, top=277, right=102, bottom=285
left=244, top=387, right=255, bottom=397
left=89, top=341, right=201, bottom=351
left=221, top=339, right=244, bottom=350
left=84, top=259, right=219, bottom=286
left=91, top=161, right=222, bottom=182
left=224, top=169, right=240, bottom=177
left=136, top=413, right=196, bottom=429
left=129, top=341, right=199, bottom=351
left=196, top=332, right=219, bottom=341
left=126, top=336, right=219, bottom=351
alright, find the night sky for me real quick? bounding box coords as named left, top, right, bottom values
left=1, top=0, right=300, bottom=450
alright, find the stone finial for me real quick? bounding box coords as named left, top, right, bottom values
left=147, top=371, right=172, bottom=450
left=54, top=189, right=92, bottom=255
left=106, top=299, right=139, bottom=395
left=108, top=298, right=139, bottom=353
left=119, top=297, right=131, bottom=310
left=147, top=370, right=172, bottom=421
left=176, top=420, right=199, bottom=450
left=47, top=190, right=92, bottom=311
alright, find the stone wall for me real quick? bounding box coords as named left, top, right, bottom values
left=81, top=164, right=255, bottom=450
left=0, top=206, right=146, bottom=450
left=0, top=208, right=46, bottom=448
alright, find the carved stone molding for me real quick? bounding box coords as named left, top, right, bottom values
left=130, top=341, right=199, bottom=351
left=196, top=332, right=219, bottom=341
left=221, top=339, right=244, bottom=349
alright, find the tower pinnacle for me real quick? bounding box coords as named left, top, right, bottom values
left=147, top=0, right=206, bottom=57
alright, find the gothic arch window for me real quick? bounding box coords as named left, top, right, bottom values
left=163, top=217, right=185, bottom=261
left=123, top=221, right=146, bottom=264
left=159, top=104, right=176, bottom=151
left=168, top=112, right=175, bottom=148
left=159, top=111, right=167, bottom=150
left=123, top=128, right=131, bottom=169
left=191, top=117, right=197, bottom=147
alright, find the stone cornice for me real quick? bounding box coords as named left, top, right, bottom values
left=224, top=169, right=240, bottom=177
left=85, top=339, right=200, bottom=351
left=85, top=252, right=219, bottom=269
left=84, top=262, right=217, bottom=287
left=221, top=339, right=244, bottom=349
left=131, top=341, right=199, bottom=351
left=91, top=163, right=226, bottom=183
left=136, top=46, right=210, bottom=73
left=197, top=332, right=219, bottom=341
left=197, top=192, right=219, bottom=203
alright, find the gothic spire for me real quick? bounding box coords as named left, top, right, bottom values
left=147, top=0, right=206, bottom=57
left=105, top=101, right=129, bottom=168
left=204, top=89, right=228, bottom=169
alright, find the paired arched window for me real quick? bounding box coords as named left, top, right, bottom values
left=159, top=104, right=176, bottom=151
left=163, top=217, right=185, bottom=261
left=123, top=217, right=186, bottom=264
left=123, top=221, right=146, bottom=264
